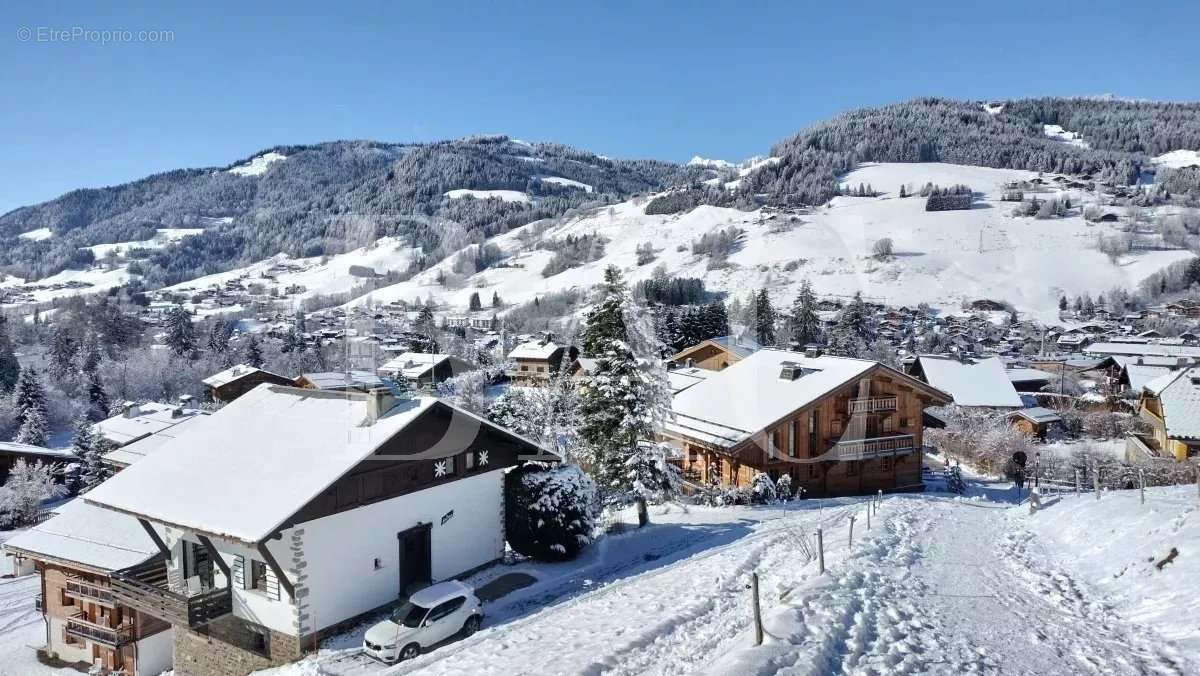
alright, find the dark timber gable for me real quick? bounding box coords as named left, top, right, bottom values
left=283, top=402, right=538, bottom=529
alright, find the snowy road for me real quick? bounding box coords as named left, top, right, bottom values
left=263, top=486, right=1198, bottom=676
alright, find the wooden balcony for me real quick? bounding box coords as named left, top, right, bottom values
left=847, top=396, right=898, bottom=414
left=836, top=434, right=916, bottom=461
left=109, top=556, right=231, bottom=629
left=65, top=613, right=132, bottom=647
left=65, top=579, right=115, bottom=606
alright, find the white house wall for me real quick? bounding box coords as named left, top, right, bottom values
left=136, top=627, right=174, bottom=675
left=46, top=616, right=91, bottom=664
left=298, top=469, right=505, bottom=635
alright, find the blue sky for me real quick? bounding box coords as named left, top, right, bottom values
left=2, top=0, right=1199, bottom=215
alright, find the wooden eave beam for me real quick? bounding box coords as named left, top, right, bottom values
left=256, top=539, right=295, bottom=599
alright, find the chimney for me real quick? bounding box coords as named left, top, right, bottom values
left=178, top=394, right=194, bottom=406
left=366, top=387, right=396, bottom=425
left=804, top=344, right=822, bottom=358
left=685, top=358, right=695, bottom=369
left=122, top=402, right=140, bottom=419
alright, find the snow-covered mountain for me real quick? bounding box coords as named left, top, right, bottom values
left=339, top=162, right=1189, bottom=321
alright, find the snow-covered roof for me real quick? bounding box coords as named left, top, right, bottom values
left=508, top=341, right=561, bottom=360
left=85, top=385, right=451, bottom=543
left=1086, top=342, right=1200, bottom=359
left=202, top=364, right=268, bottom=388
left=2, top=499, right=159, bottom=572
left=1005, top=368, right=1054, bottom=386
left=708, top=335, right=762, bottom=359
left=1008, top=407, right=1062, bottom=424
left=1142, top=368, right=1200, bottom=440
left=666, top=349, right=948, bottom=449
left=667, top=367, right=710, bottom=394
left=1123, top=364, right=1174, bottom=393
left=916, top=356, right=1023, bottom=408
left=102, top=413, right=209, bottom=467
left=1111, top=355, right=1195, bottom=369
left=299, top=370, right=385, bottom=391
left=93, top=402, right=207, bottom=447
left=0, top=441, right=76, bottom=459
left=378, top=353, right=455, bottom=379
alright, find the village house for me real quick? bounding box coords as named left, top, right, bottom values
left=0, top=441, right=76, bottom=483
left=293, top=370, right=385, bottom=393
left=202, top=365, right=295, bottom=404
left=662, top=348, right=951, bottom=496
left=376, top=353, right=473, bottom=388
left=93, top=400, right=207, bottom=449
left=3, top=501, right=174, bottom=675
left=906, top=355, right=1023, bottom=409
left=82, top=384, right=552, bottom=675
left=668, top=335, right=762, bottom=372
left=1127, top=367, right=1200, bottom=464
left=506, top=339, right=577, bottom=386
left=1007, top=407, right=1063, bottom=440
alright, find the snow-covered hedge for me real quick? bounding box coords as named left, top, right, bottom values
left=504, top=462, right=601, bottom=561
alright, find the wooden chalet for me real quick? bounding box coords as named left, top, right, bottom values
left=202, top=365, right=293, bottom=404
left=669, top=335, right=761, bottom=372
left=663, top=348, right=952, bottom=496
left=506, top=340, right=578, bottom=386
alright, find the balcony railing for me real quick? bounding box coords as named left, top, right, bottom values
left=34, top=594, right=43, bottom=612
left=847, top=396, right=898, bottom=414
left=109, top=556, right=231, bottom=629
left=65, top=580, right=115, bottom=606
left=836, top=434, right=916, bottom=460
left=65, top=613, right=132, bottom=647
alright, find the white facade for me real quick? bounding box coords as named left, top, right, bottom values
left=161, top=467, right=505, bottom=638
left=298, top=468, right=505, bottom=635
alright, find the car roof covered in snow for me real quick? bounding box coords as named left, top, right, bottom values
left=915, top=355, right=1023, bottom=408
left=409, top=580, right=474, bottom=606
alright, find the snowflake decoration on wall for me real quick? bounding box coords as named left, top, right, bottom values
left=478, top=450, right=489, bottom=466
left=434, top=460, right=448, bottom=478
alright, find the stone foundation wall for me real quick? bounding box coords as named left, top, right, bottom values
left=173, top=615, right=302, bottom=676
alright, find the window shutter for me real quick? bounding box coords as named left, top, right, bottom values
left=264, top=567, right=281, bottom=601
left=232, top=555, right=246, bottom=589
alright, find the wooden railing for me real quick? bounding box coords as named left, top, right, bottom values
left=65, top=613, right=132, bottom=647
left=109, top=556, right=231, bottom=629
left=847, top=396, right=898, bottom=414
left=836, top=434, right=916, bottom=460
left=65, top=580, right=115, bottom=606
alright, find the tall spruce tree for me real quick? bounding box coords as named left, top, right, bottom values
left=0, top=316, right=18, bottom=395
left=578, top=267, right=671, bottom=496
left=86, top=371, right=110, bottom=422
left=788, top=280, right=821, bottom=348
left=242, top=334, right=264, bottom=368
left=753, top=289, right=776, bottom=346
left=164, top=307, right=197, bottom=358
left=12, top=367, right=47, bottom=434
left=48, top=326, right=78, bottom=381
left=72, top=416, right=110, bottom=493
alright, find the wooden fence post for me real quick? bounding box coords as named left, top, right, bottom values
left=1094, top=464, right=1101, bottom=500
left=751, top=572, right=763, bottom=646
left=848, top=515, right=855, bottom=548
left=817, top=528, right=825, bottom=574
left=1074, top=468, right=1081, bottom=495
left=866, top=503, right=871, bottom=530
left=1139, top=469, right=1145, bottom=505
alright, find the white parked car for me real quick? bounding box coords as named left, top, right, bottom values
left=363, top=581, right=483, bottom=663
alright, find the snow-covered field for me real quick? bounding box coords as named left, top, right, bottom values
left=164, top=237, right=420, bottom=307
left=1154, top=149, right=1200, bottom=169
left=1043, top=124, right=1089, bottom=148
left=254, top=476, right=1199, bottom=676
left=17, top=227, right=53, bottom=242
left=228, top=151, right=287, bottom=177
left=347, top=162, right=1190, bottom=321
left=0, top=265, right=134, bottom=306
left=86, top=228, right=204, bottom=258
left=444, top=189, right=531, bottom=203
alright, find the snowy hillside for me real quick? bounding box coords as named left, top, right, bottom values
left=164, top=237, right=420, bottom=309
left=348, top=162, right=1190, bottom=320
left=86, top=228, right=204, bottom=258
left=227, top=151, right=287, bottom=176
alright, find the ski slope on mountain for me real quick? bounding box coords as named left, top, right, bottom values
left=349, top=162, right=1189, bottom=320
